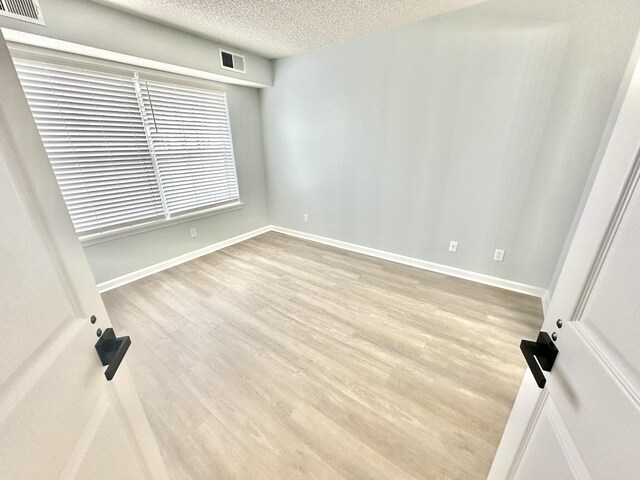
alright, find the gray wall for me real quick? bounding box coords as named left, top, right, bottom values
left=0, top=0, right=272, bottom=87
left=546, top=38, right=640, bottom=302
left=1, top=0, right=271, bottom=284
left=261, top=0, right=640, bottom=289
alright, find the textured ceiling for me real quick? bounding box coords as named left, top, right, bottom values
left=91, top=0, right=488, bottom=59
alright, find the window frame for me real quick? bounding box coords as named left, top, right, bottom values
left=10, top=43, right=243, bottom=245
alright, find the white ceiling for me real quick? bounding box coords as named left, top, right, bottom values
left=91, top=0, right=488, bottom=59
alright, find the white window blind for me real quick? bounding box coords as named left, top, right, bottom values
left=138, top=78, right=240, bottom=216
left=13, top=56, right=240, bottom=237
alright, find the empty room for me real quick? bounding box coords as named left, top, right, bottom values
left=1, top=0, right=639, bottom=479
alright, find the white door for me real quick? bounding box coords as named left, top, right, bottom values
left=0, top=32, right=168, bottom=480
left=488, top=39, right=640, bottom=479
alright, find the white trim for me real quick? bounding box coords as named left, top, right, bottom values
left=96, top=226, right=271, bottom=292
left=2, top=29, right=266, bottom=88
left=8, top=42, right=230, bottom=93
left=271, top=226, right=547, bottom=299
left=97, top=224, right=548, bottom=299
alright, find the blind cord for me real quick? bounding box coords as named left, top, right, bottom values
left=144, top=80, right=160, bottom=133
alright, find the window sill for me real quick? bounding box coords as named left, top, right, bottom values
left=80, top=201, right=245, bottom=247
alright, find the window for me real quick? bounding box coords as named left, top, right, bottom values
left=138, top=78, right=239, bottom=216
left=13, top=56, right=240, bottom=239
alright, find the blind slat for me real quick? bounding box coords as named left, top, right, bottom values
left=14, top=57, right=239, bottom=235
left=140, top=78, right=238, bottom=216
left=14, top=58, right=164, bottom=234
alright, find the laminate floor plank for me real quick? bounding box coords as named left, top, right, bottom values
left=103, top=232, right=542, bottom=480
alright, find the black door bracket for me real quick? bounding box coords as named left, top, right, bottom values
left=95, top=328, right=131, bottom=381
left=520, top=331, right=558, bottom=389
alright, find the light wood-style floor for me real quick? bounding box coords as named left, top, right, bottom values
left=103, top=232, right=543, bottom=480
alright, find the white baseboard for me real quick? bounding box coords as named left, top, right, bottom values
left=96, top=226, right=272, bottom=293
left=271, top=226, right=547, bottom=299
left=97, top=224, right=548, bottom=302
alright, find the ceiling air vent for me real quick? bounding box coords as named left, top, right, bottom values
left=219, top=49, right=246, bottom=74
left=0, top=0, right=45, bottom=25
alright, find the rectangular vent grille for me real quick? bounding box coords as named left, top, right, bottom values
left=0, top=0, right=45, bottom=25
left=219, top=49, right=246, bottom=74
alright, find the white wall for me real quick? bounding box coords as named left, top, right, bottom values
left=0, top=0, right=272, bottom=285
left=261, top=0, right=640, bottom=290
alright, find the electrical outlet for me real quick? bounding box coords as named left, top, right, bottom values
left=303, top=213, right=309, bottom=223
left=494, top=249, right=505, bottom=262
left=190, top=227, right=198, bottom=238
left=448, top=241, right=458, bottom=253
